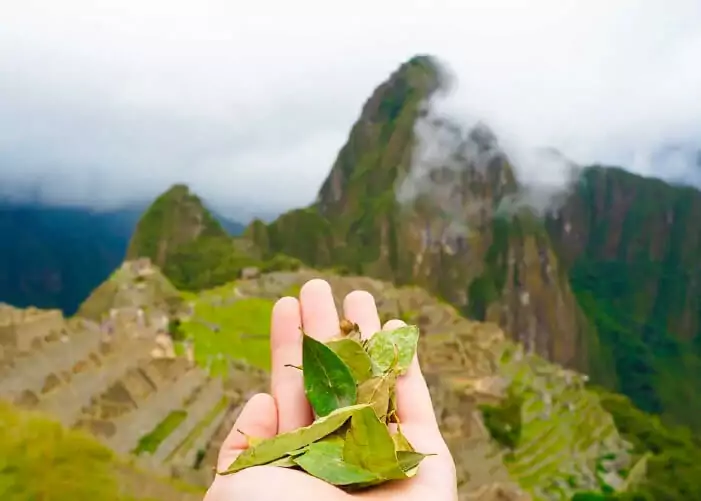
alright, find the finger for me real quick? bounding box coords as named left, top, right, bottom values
left=382, top=319, right=440, bottom=431
left=382, top=318, right=406, bottom=331
left=217, top=393, right=278, bottom=471
left=343, top=290, right=381, bottom=340
left=270, top=296, right=312, bottom=432
left=299, top=279, right=339, bottom=341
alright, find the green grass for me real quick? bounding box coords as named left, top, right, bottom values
left=166, top=397, right=229, bottom=464
left=282, top=283, right=302, bottom=298
left=0, top=400, right=118, bottom=500
left=485, top=351, right=631, bottom=500
left=593, top=388, right=701, bottom=500
left=181, top=295, right=274, bottom=372
left=133, top=410, right=188, bottom=456
left=0, top=400, right=198, bottom=501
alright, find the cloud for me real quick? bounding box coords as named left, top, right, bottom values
left=398, top=103, right=583, bottom=226
left=1, top=0, right=700, bottom=219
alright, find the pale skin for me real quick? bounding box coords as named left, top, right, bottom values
left=204, top=279, right=458, bottom=501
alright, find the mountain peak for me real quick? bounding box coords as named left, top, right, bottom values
left=127, top=184, right=227, bottom=264
left=163, top=183, right=190, bottom=195
left=315, top=55, right=444, bottom=214
left=251, top=57, right=596, bottom=377
left=126, top=184, right=246, bottom=290
left=358, top=54, right=444, bottom=121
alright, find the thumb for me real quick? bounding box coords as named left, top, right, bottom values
left=216, top=393, right=278, bottom=472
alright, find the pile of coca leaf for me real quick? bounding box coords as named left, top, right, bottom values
left=218, top=320, right=431, bottom=490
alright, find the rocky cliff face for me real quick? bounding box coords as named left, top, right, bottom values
left=245, top=53, right=701, bottom=430
left=547, top=166, right=701, bottom=428
left=247, top=56, right=602, bottom=376
left=549, top=166, right=701, bottom=340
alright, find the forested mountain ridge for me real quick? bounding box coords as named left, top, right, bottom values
left=0, top=202, right=141, bottom=315
left=547, top=166, right=701, bottom=429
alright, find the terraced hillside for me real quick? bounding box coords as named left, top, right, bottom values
left=0, top=263, right=267, bottom=500
left=169, top=268, right=638, bottom=500
left=496, top=346, right=637, bottom=498
left=0, top=307, right=204, bottom=500
left=2, top=260, right=641, bottom=500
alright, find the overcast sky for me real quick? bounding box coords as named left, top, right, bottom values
left=1, top=0, right=700, bottom=220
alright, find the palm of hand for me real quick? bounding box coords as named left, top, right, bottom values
left=204, top=279, right=457, bottom=501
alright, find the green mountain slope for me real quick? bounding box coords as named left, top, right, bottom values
left=126, top=184, right=264, bottom=291
left=0, top=199, right=245, bottom=316
left=594, top=388, right=701, bottom=500
left=546, top=166, right=701, bottom=430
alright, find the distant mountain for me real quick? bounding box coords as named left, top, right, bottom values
left=209, top=209, right=246, bottom=236
left=0, top=202, right=141, bottom=314
left=0, top=196, right=247, bottom=314
left=547, top=165, right=701, bottom=429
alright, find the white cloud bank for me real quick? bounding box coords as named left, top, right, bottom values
left=1, top=0, right=700, bottom=219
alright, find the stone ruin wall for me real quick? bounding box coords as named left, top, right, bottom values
left=0, top=307, right=65, bottom=352
left=0, top=299, right=239, bottom=497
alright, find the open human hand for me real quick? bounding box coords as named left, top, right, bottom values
left=204, top=279, right=457, bottom=501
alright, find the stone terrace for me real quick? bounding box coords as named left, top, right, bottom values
left=0, top=301, right=254, bottom=493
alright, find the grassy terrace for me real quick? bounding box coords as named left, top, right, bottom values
left=134, top=411, right=188, bottom=456
left=114, top=279, right=274, bottom=480
left=165, top=396, right=229, bottom=464
left=0, top=400, right=119, bottom=501
left=493, top=346, right=631, bottom=500
left=180, top=282, right=274, bottom=372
